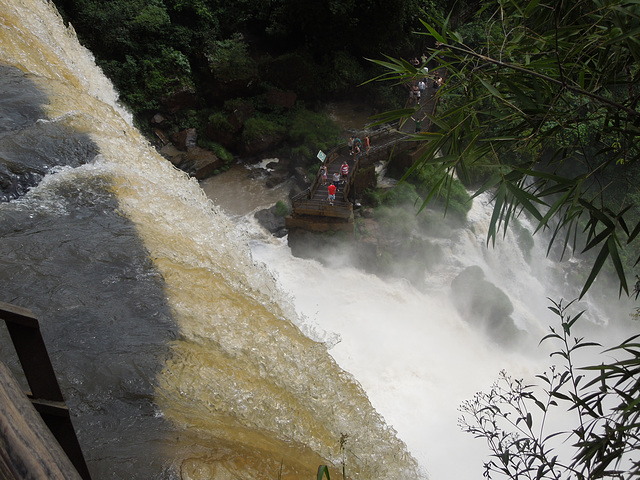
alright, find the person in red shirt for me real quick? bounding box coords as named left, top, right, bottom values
left=340, top=161, right=349, bottom=182
left=327, top=183, right=336, bottom=205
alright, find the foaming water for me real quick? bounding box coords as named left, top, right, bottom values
left=204, top=170, right=550, bottom=479
left=203, top=166, right=638, bottom=480
left=0, top=1, right=424, bottom=478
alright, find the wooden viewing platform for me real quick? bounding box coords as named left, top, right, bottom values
left=286, top=78, right=441, bottom=235
left=0, top=301, right=91, bottom=479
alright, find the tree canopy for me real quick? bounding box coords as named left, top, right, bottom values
left=370, top=0, right=640, bottom=298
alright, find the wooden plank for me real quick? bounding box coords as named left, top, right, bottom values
left=0, top=301, right=39, bottom=328
left=0, top=304, right=92, bottom=480
left=285, top=216, right=354, bottom=233
left=291, top=206, right=352, bottom=219
left=0, top=360, right=83, bottom=480
left=0, top=304, right=64, bottom=402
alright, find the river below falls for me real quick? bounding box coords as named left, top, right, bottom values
left=201, top=160, right=544, bottom=480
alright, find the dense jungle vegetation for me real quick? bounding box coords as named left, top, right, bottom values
left=52, top=0, right=476, bottom=167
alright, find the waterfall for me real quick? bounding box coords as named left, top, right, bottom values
left=202, top=164, right=638, bottom=480
left=0, top=1, right=423, bottom=478
left=1, top=2, right=636, bottom=480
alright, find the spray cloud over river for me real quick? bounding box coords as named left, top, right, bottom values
left=203, top=169, right=558, bottom=479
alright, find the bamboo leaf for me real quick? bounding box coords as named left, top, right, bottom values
left=579, top=241, right=612, bottom=299
left=505, top=182, right=544, bottom=221
left=607, top=236, right=628, bottom=295
left=423, top=22, right=447, bottom=44
left=317, top=465, right=330, bottom=480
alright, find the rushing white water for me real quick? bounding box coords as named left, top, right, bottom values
left=203, top=165, right=638, bottom=480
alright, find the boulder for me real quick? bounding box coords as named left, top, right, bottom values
left=266, top=89, right=297, bottom=109
left=161, top=87, right=198, bottom=114
left=205, top=124, right=235, bottom=149
left=241, top=132, right=286, bottom=156
left=171, top=128, right=197, bottom=151
left=289, top=184, right=305, bottom=199
left=255, top=206, right=287, bottom=237
left=228, top=103, right=255, bottom=131
left=450, top=266, right=523, bottom=346
left=158, top=144, right=187, bottom=169
left=182, top=147, right=223, bottom=180
left=265, top=171, right=290, bottom=188
left=293, top=166, right=311, bottom=187
left=354, top=165, right=377, bottom=192
left=150, top=113, right=167, bottom=125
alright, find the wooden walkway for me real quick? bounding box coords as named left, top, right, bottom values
left=287, top=75, right=441, bottom=233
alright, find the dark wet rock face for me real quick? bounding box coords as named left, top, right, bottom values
left=0, top=65, right=98, bottom=202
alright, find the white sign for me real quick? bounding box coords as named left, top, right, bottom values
left=317, top=150, right=326, bottom=162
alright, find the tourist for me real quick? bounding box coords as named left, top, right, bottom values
left=327, top=183, right=336, bottom=206
left=333, top=171, right=340, bottom=186
left=348, top=135, right=355, bottom=153
left=412, top=116, right=422, bottom=133
left=418, top=79, right=426, bottom=97
left=320, top=165, right=327, bottom=185
left=341, top=161, right=349, bottom=182
left=364, top=135, right=370, bottom=153
left=352, top=143, right=361, bottom=160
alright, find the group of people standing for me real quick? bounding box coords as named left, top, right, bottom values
left=347, top=135, right=370, bottom=159
left=408, top=55, right=442, bottom=106
left=321, top=135, right=372, bottom=205
left=321, top=159, right=351, bottom=206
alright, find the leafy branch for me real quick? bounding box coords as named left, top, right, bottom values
left=460, top=298, right=640, bottom=479
left=369, top=0, right=640, bottom=297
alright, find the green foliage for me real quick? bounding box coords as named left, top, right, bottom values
left=55, top=0, right=425, bottom=133
left=241, top=117, right=285, bottom=143
left=102, top=46, right=194, bottom=115
left=374, top=205, right=418, bottom=239
left=55, top=0, right=206, bottom=117
left=361, top=188, right=383, bottom=208
left=369, top=0, right=640, bottom=297
left=206, top=34, right=257, bottom=83
left=322, top=50, right=368, bottom=95
left=460, top=299, right=640, bottom=480
left=274, top=200, right=290, bottom=217
left=173, top=109, right=199, bottom=131
left=198, top=139, right=233, bottom=164
left=132, top=3, right=171, bottom=33
left=288, top=109, right=342, bottom=153
left=207, top=112, right=234, bottom=133
left=382, top=182, right=421, bottom=207
left=316, top=465, right=330, bottom=480
left=400, top=162, right=473, bottom=222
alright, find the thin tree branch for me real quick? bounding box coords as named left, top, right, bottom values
left=438, top=42, right=640, bottom=118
